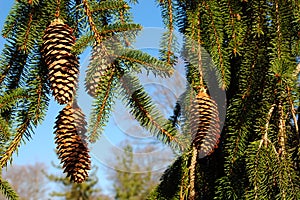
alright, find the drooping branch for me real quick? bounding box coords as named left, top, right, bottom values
left=0, top=118, right=31, bottom=168
left=188, top=146, right=197, bottom=200
left=119, top=73, right=186, bottom=151
left=203, top=2, right=227, bottom=89
left=82, top=0, right=102, bottom=43
left=88, top=70, right=116, bottom=143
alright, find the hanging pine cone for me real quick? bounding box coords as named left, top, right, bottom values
left=190, top=91, right=220, bottom=157
left=54, top=104, right=91, bottom=183
left=41, top=18, right=79, bottom=104
left=85, top=44, right=114, bottom=97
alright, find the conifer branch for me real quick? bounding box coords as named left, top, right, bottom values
left=226, top=1, right=241, bottom=56
left=162, top=0, right=174, bottom=65
left=0, top=118, right=30, bottom=168
left=31, top=76, right=47, bottom=125
left=0, top=88, right=26, bottom=110
left=276, top=102, right=295, bottom=199
left=88, top=70, right=116, bottom=143
left=1, top=2, right=19, bottom=39
left=275, top=0, right=282, bottom=59
left=166, top=0, right=173, bottom=65
left=82, top=0, right=102, bottom=43
left=188, top=146, right=197, bottom=200
left=117, top=4, right=131, bottom=47
left=203, top=2, right=227, bottom=89
left=114, top=49, right=173, bottom=77
left=2, top=21, right=17, bottom=39
left=179, top=153, right=190, bottom=200
left=278, top=103, right=286, bottom=157
left=0, top=45, right=17, bottom=86
left=158, top=0, right=177, bottom=65
left=253, top=140, right=267, bottom=200
left=99, top=24, right=142, bottom=35
left=262, top=104, right=275, bottom=146
left=21, top=11, right=33, bottom=52
left=90, top=0, right=129, bottom=13
left=179, top=177, right=186, bottom=200
left=0, top=118, right=10, bottom=140
left=0, top=66, right=10, bottom=86
left=287, top=87, right=299, bottom=142
left=72, top=33, right=93, bottom=55
left=185, top=8, right=204, bottom=86
left=0, top=177, right=19, bottom=200
left=242, top=47, right=258, bottom=98
left=119, top=73, right=185, bottom=151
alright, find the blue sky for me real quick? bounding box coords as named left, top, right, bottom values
left=0, top=0, right=184, bottom=196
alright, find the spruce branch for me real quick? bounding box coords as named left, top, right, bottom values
left=99, top=23, right=142, bottom=35
left=0, top=177, right=19, bottom=200
left=262, top=104, right=275, bottom=146
left=275, top=0, right=282, bottom=59
left=114, top=48, right=174, bottom=77
left=188, top=146, right=197, bottom=200
left=116, top=3, right=133, bottom=47
left=0, top=118, right=31, bottom=168
left=90, top=0, right=129, bottom=13
left=276, top=102, right=299, bottom=199
left=0, top=117, right=10, bottom=140
left=228, top=2, right=237, bottom=55
left=203, top=1, right=228, bottom=89
left=72, top=33, right=93, bottom=55
left=119, top=73, right=185, bottom=151
left=166, top=0, right=174, bottom=65
left=88, top=70, right=116, bottom=143
left=179, top=153, right=190, bottom=200
left=28, top=75, right=49, bottom=126
left=82, top=0, right=102, bottom=43
left=278, top=102, right=286, bottom=157
left=186, top=7, right=204, bottom=86
left=287, top=87, right=299, bottom=142
left=248, top=140, right=277, bottom=200
left=20, top=10, right=33, bottom=53
left=223, top=0, right=243, bottom=56
left=0, top=41, right=29, bottom=90
left=1, top=3, right=18, bottom=39
left=157, top=0, right=176, bottom=65
left=0, top=88, right=26, bottom=110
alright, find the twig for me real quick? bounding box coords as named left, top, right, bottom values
left=188, top=146, right=198, bottom=200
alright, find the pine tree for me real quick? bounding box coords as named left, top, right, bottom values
left=0, top=0, right=299, bottom=200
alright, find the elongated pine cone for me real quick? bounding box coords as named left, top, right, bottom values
left=85, top=44, right=114, bottom=97
left=41, top=18, right=79, bottom=104
left=190, top=91, right=220, bottom=157
left=54, top=104, right=91, bottom=183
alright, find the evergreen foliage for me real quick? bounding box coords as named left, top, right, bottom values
left=0, top=0, right=299, bottom=199
left=0, top=176, right=19, bottom=200
left=150, top=0, right=300, bottom=199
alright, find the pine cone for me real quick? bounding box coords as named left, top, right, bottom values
left=42, top=18, right=79, bottom=104
left=190, top=91, right=220, bottom=157
left=85, top=44, right=114, bottom=97
left=54, top=104, right=91, bottom=183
